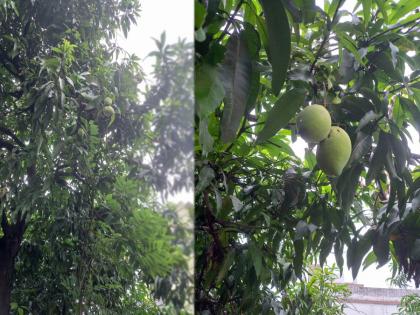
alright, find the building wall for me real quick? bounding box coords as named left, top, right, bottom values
left=343, top=284, right=419, bottom=315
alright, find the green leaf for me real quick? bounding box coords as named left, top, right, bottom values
left=216, top=249, right=235, bottom=283
left=334, top=240, right=344, bottom=274
left=195, top=0, right=207, bottom=29
left=400, top=97, right=420, bottom=134
left=249, top=241, right=263, bottom=278
left=199, top=118, right=214, bottom=156
left=256, top=88, right=305, bottom=143
left=196, top=165, right=215, bottom=194
left=366, top=131, right=388, bottom=185
left=337, top=163, right=364, bottom=212
left=336, top=32, right=365, bottom=66
left=362, top=0, right=372, bottom=27
left=374, top=0, right=388, bottom=23
left=388, top=0, right=419, bottom=24
left=362, top=251, right=377, bottom=270
left=220, top=32, right=253, bottom=143
left=195, top=63, right=225, bottom=119
left=349, top=229, right=374, bottom=279
left=369, top=51, right=404, bottom=82
left=319, top=237, right=334, bottom=267
left=339, top=95, right=375, bottom=121
left=293, top=239, right=304, bottom=278
left=260, top=0, right=291, bottom=95
left=373, top=226, right=390, bottom=266
left=348, top=131, right=373, bottom=166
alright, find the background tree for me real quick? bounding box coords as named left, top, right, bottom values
left=0, top=0, right=192, bottom=313
left=195, top=0, right=420, bottom=313
left=394, top=294, right=420, bottom=315
left=281, top=266, right=350, bottom=315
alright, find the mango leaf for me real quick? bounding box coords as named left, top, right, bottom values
left=349, top=229, right=374, bottom=279
left=319, top=237, right=334, bottom=267
left=216, top=249, right=235, bottom=283
left=340, top=95, right=375, bottom=121
left=220, top=32, right=253, bottom=143
left=293, top=239, right=304, bottom=278
left=256, top=89, right=305, bottom=143
left=366, top=131, right=388, bottom=185
left=260, top=0, right=291, bottom=96
left=249, top=241, right=263, bottom=278
left=374, top=0, right=388, bottom=23
left=369, top=51, right=404, bottom=82
left=373, top=226, right=390, bottom=267
left=389, top=0, right=420, bottom=24
left=199, top=118, right=214, bottom=156
left=356, top=110, right=383, bottom=132
left=337, top=163, right=364, bottom=212
left=334, top=240, right=344, bottom=274
left=195, top=0, right=207, bottom=29
left=362, top=0, right=372, bottom=27
left=399, top=96, right=420, bottom=133
left=348, top=131, right=373, bottom=166
left=196, top=63, right=225, bottom=119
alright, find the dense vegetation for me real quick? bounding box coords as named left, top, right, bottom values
left=195, top=0, right=420, bottom=313
left=0, top=0, right=192, bottom=313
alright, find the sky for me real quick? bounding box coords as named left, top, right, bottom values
left=118, top=0, right=419, bottom=289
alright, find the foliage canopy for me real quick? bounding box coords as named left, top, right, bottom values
left=0, top=0, right=193, bottom=313
left=195, top=0, right=420, bottom=313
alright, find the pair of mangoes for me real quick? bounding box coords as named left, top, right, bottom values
left=297, top=105, right=351, bottom=176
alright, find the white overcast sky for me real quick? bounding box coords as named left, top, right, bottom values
left=118, top=0, right=418, bottom=289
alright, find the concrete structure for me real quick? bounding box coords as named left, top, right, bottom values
left=344, top=284, right=419, bottom=315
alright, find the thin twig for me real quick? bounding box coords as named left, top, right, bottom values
left=367, top=18, right=420, bottom=44
left=310, top=0, right=344, bottom=74
left=215, top=0, right=244, bottom=43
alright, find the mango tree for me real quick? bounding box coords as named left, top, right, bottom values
left=195, top=0, right=420, bottom=313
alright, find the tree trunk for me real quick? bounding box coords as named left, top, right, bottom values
left=0, top=246, right=14, bottom=315
left=0, top=211, right=25, bottom=315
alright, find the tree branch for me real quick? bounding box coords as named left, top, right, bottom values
left=310, top=0, right=344, bottom=74
left=0, top=126, right=25, bottom=148
left=215, top=0, right=244, bottom=43
left=368, top=18, right=420, bottom=44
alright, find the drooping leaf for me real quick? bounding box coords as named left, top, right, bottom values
left=196, top=63, right=225, bottom=119
left=366, top=131, right=388, bottom=185
left=260, top=0, right=291, bottom=95
left=337, top=163, right=364, bottom=212
left=349, top=229, right=374, bottom=279
left=348, top=131, right=373, bottom=166
left=220, top=32, right=253, bottom=143
left=373, top=226, right=390, bottom=267
left=256, top=89, right=305, bottom=143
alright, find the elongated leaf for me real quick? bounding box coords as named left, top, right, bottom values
left=340, top=95, right=375, bottom=121
left=356, top=110, right=383, bottom=132
left=220, top=33, right=253, bottom=143
left=249, top=241, right=263, bottom=278
left=399, top=97, right=420, bottom=133
left=216, top=249, right=235, bottom=283
left=293, top=239, right=304, bottom=278
left=373, top=226, right=390, bottom=267
left=348, top=131, right=373, bottom=166
left=366, top=131, right=388, bottom=184
left=362, top=0, right=372, bottom=27
left=337, top=163, right=364, bottom=212
left=256, top=89, right=305, bottom=143
left=389, top=0, right=419, bottom=24
left=196, top=63, right=225, bottom=119
left=319, top=237, right=334, bottom=267
left=260, top=0, right=291, bottom=95
left=350, top=230, right=374, bottom=279
left=369, top=51, right=404, bottom=82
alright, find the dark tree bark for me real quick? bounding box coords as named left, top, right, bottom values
left=0, top=211, right=25, bottom=315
